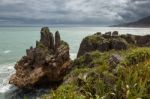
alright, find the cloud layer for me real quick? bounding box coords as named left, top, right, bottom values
left=0, top=0, right=150, bottom=26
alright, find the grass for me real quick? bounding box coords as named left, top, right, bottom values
left=123, top=48, right=150, bottom=65
left=42, top=47, right=150, bottom=99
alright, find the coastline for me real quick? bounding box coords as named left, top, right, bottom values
left=0, top=27, right=149, bottom=99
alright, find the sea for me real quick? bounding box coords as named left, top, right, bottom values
left=0, top=26, right=149, bottom=99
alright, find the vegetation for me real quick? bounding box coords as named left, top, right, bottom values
left=85, top=34, right=108, bottom=45
left=42, top=47, right=150, bottom=99
left=124, top=48, right=150, bottom=65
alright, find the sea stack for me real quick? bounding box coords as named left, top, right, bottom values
left=9, top=27, right=71, bottom=89
left=55, top=31, right=61, bottom=50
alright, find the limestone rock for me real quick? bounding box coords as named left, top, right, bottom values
left=77, top=31, right=150, bottom=57
left=120, top=34, right=136, bottom=44
left=77, top=32, right=128, bottom=57
left=9, top=27, right=71, bottom=89
left=55, top=31, right=61, bottom=50
left=109, top=54, right=123, bottom=70
left=112, top=31, right=119, bottom=36
left=110, top=38, right=128, bottom=50
left=40, top=27, right=54, bottom=50
left=102, top=32, right=111, bottom=38
left=135, top=35, right=150, bottom=47
left=95, top=32, right=101, bottom=35
left=105, top=32, right=111, bottom=36
left=77, top=37, right=95, bottom=57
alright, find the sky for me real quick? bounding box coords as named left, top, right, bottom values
left=0, top=0, right=150, bottom=26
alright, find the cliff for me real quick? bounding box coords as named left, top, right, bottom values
left=42, top=31, right=150, bottom=99
left=77, top=31, right=150, bottom=57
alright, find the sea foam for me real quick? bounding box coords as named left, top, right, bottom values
left=3, top=50, right=11, bottom=54
left=70, top=53, right=77, bottom=60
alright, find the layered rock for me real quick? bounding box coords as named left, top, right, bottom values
left=77, top=32, right=128, bottom=57
left=9, top=27, right=71, bottom=88
left=77, top=31, right=150, bottom=57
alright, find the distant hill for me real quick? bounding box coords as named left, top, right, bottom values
left=113, top=16, right=150, bottom=27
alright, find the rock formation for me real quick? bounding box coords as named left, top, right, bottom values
left=9, top=27, right=71, bottom=88
left=108, top=54, right=123, bottom=71
left=112, top=31, right=118, bottom=36
left=77, top=32, right=127, bottom=57
left=77, top=31, right=150, bottom=57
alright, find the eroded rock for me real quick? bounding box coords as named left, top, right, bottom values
left=55, top=31, right=61, bottom=50
left=112, top=31, right=119, bottom=36
left=108, top=54, right=123, bottom=71
left=9, top=27, right=71, bottom=89
left=77, top=32, right=128, bottom=57
left=77, top=31, right=150, bottom=57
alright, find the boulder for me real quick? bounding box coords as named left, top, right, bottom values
left=105, top=32, right=111, bottom=36
left=9, top=27, right=71, bottom=89
left=102, top=32, right=111, bottom=38
left=112, top=31, right=119, bottom=36
left=109, top=54, right=123, bottom=70
left=94, top=32, right=101, bottom=35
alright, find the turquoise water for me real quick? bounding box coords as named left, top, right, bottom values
left=0, top=26, right=149, bottom=98
left=0, top=26, right=150, bottom=64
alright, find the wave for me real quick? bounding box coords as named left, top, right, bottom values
left=0, top=54, right=77, bottom=99
left=0, top=63, right=18, bottom=99
left=70, top=53, right=77, bottom=60
left=3, top=50, right=11, bottom=54
left=0, top=63, right=15, bottom=96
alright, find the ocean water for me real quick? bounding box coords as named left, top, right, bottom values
left=0, top=26, right=149, bottom=99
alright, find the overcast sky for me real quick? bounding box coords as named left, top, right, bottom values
left=0, top=0, right=150, bottom=26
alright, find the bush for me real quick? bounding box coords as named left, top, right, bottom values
left=124, top=48, right=150, bottom=65
left=42, top=84, right=85, bottom=99
left=73, top=50, right=109, bottom=68
left=42, top=48, right=150, bottom=99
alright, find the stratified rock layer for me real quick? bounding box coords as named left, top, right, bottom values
left=77, top=31, right=150, bottom=57
left=9, top=27, right=70, bottom=88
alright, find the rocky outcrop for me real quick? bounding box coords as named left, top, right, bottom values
left=135, top=35, right=150, bottom=47
left=77, top=31, right=150, bottom=57
left=55, top=31, right=61, bottom=50
left=77, top=32, right=128, bottom=57
left=108, top=54, right=123, bottom=71
left=112, top=31, right=119, bottom=36
left=9, top=27, right=71, bottom=88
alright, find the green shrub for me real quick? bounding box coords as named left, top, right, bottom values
left=42, top=48, right=150, bottom=99
left=119, top=61, right=150, bottom=99
left=124, top=48, right=150, bottom=65
left=86, top=35, right=105, bottom=44
left=42, top=84, right=85, bottom=99
left=73, top=50, right=109, bottom=68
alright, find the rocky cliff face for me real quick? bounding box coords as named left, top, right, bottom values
left=9, top=27, right=71, bottom=88
left=77, top=32, right=150, bottom=57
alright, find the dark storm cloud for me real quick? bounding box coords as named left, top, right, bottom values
left=118, top=0, right=150, bottom=22
left=0, top=0, right=150, bottom=26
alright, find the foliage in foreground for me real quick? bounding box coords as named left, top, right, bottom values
left=42, top=48, right=150, bottom=99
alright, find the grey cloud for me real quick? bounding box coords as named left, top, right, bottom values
left=0, top=0, right=149, bottom=26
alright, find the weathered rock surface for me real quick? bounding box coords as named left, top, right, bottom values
left=9, top=27, right=71, bottom=88
left=77, top=32, right=127, bottom=57
left=108, top=54, right=123, bottom=71
left=77, top=31, right=150, bottom=57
